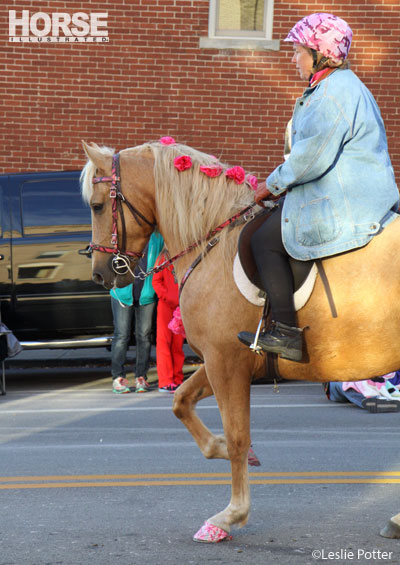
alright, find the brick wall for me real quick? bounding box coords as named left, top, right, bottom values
left=2, top=0, right=400, bottom=184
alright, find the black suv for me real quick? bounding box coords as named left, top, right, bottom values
left=0, top=170, right=113, bottom=344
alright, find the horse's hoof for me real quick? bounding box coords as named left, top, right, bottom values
left=380, top=518, right=400, bottom=538
left=192, top=521, right=233, bottom=543
left=248, top=446, right=261, bottom=467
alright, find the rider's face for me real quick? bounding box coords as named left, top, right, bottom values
left=291, top=44, right=314, bottom=81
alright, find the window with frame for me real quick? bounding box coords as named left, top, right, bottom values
left=200, top=0, right=279, bottom=50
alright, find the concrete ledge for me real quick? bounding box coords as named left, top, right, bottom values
left=21, top=336, right=113, bottom=350
left=199, top=37, right=280, bottom=51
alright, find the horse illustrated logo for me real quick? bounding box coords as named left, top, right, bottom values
left=8, top=10, right=109, bottom=43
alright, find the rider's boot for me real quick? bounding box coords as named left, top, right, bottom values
left=238, top=321, right=303, bottom=362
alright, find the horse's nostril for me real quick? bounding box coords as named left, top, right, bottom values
left=92, top=272, right=104, bottom=285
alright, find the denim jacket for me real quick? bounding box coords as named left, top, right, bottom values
left=267, top=69, right=399, bottom=260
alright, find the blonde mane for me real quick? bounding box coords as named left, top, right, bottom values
left=131, top=142, right=255, bottom=254
left=81, top=141, right=255, bottom=260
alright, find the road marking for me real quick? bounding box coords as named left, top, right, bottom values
left=0, top=403, right=345, bottom=415
left=1, top=471, right=400, bottom=490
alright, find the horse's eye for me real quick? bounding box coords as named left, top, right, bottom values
left=91, top=203, right=104, bottom=213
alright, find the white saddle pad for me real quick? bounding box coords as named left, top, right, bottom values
left=233, top=253, right=318, bottom=311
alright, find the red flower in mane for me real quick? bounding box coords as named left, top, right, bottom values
left=159, top=136, right=176, bottom=145
left=225, top=166, right=246, bottom=184
left=174, top=155, right=192, bottom=171
left=246, top=174, right=258, bottom=191
left=199, top=165, right=223, bottom=178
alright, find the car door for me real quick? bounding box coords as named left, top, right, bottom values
left=7, top=171, right=113, bottom=340
left=0, top=177, right=12, bottom=322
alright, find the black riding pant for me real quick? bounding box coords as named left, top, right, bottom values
left=250, top=207, right=296, bottom=326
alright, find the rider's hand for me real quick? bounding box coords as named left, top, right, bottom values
left=254, top=181, right=275, bottom=206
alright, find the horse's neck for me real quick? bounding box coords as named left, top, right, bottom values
left=157, top=224, right=238, bottom=286
left=158, top=233, right=196, bottom=283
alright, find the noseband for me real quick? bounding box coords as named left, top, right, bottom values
left=90, top=152, right=155, bottom=275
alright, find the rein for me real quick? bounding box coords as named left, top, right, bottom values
left=91, top=152, right=155, bottom=275
left=90, top=150, right=257, bottom=280
left=142, top=203, right=257, bottom=287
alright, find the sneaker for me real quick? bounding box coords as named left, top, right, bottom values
left=135, top=376, right=149, bottom=393
left=142, top=377, right=151, bottom=389
left=361, top=398, right=400, bottom=413
left=158, top=383, right=178, bottom=394
left=112, top=377, right=131, bottom=394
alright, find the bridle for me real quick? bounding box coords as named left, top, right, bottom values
left=90, top=150, right=259, bottom=287
left=90, top=152, right=155, bottom=275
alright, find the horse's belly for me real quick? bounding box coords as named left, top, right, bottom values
left=278, top=216, right=400, bottom=382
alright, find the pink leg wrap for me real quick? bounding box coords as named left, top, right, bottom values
left=193, top=521, right=232, bottom=543
left=248, top=446, right=261, bottom=467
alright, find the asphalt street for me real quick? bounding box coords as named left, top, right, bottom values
left=1, top=369, right=400, bottom=565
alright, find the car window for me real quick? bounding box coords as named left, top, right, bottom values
left=21, top=177, right=91, bottom=236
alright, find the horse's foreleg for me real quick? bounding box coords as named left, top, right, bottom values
left=193, top=358, right=252, bottom=542
left=173, top=365, right=229, bottom=460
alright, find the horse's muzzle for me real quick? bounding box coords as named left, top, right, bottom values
left=92, top=271, right=113, bottom=289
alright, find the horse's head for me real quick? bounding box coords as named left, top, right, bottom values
left=81, top=141, right=156, bottom=289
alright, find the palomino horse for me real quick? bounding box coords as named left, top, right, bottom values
left=81, top=139, right=400, bottom=542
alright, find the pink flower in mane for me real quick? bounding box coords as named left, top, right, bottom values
left=246, top=174, right=258, bottom=191
left=199, top=165, right=223, bottom=178
left=174, top=155, right=192, bottom=171
left=225, top=166, right=246, bottom=184
left=159, top=136, right=176, bottom=145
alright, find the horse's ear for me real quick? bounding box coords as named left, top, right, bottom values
left=81, top=140, right=112, bottom=174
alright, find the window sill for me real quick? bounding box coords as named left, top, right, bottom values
left=199, top=37, right=280, bottom=51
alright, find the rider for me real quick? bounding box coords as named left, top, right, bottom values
left=238, top=13, right=399, bottom=362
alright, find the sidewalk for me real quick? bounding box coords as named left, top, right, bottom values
left=1, top=344, right=203, bottom=394
left=5, top=343, right=201, bottom=370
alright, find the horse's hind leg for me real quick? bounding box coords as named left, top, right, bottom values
left=381, top=512, right=400, bottom=538
left=193, top=354, right=252, bottom=541
left=173, top=365, right=229, bottom=460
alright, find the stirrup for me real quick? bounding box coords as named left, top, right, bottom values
left=249, top=316, right=264, bottom=355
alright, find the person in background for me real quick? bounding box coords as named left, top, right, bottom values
left=111, top=232, right=164, bottom=393
left=323, top=372, right=400, bottom=413
left=152, top=250, right=185, bottom=393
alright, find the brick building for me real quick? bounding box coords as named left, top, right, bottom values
left=2, top=1, right=400, bottom=185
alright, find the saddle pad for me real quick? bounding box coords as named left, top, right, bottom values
left=233, top=253, right=318, bottom=311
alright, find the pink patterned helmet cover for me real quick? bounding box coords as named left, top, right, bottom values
left=284, top=13, right=352, bottom=64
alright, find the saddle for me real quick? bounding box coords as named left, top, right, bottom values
left=237, top=207, right=315, bottom=300
left=236, top=208, right=318, bottom=382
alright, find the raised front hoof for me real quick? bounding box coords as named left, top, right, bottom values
left=193, top=521, right=233, bottom=543
left=380, top=518, right=400, bottom=538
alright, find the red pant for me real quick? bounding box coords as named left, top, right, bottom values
left=156, top=301, right=185, bottom=387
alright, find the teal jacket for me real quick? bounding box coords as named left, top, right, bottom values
left=110, top=232, right=164, bottom=305
left=267, top=69, right=399, bottom=260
